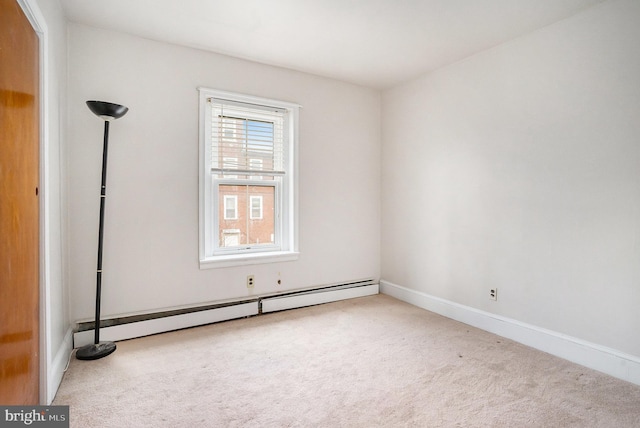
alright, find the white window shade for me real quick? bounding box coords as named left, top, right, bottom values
left=209, top=98, right=286, bottom=176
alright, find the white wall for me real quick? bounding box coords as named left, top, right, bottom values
left=382, top=0, right=640, bottom=357
left=66, top=24, right=381, bottom=322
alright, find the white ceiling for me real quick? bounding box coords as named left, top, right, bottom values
left=60, top=0, right=605, bottom=89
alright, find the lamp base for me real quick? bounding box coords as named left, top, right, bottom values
left=76, top=341, right=117, bottom=360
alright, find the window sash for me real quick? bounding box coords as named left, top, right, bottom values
left=212, top=179, right=280, bottom=255
left=210, top=98, right=286, bottom=176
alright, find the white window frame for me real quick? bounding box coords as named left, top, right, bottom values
left=199, top=87, right=300, bottom=268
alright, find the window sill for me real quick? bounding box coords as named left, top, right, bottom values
left=199, top=251, right=300, bottom=269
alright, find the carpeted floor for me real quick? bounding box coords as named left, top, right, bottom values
left=53, top=294, right=640, bottom=427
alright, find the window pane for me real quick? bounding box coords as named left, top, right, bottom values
left=218, top=184, right=275, bottom=248
left=210, top=99, right=286, bottom=176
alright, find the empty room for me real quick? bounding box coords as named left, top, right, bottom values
left=2, top=0, right=640, bottom=426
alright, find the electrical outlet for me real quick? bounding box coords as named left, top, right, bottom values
left=490, top=288, right=498, bottom=301
left=247, top=275, right=255, bottom=288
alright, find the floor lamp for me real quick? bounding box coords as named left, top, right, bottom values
left=76, top=100, right=129, bottom=361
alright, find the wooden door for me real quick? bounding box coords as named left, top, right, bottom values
left=0, top=0, right=40, bottom=404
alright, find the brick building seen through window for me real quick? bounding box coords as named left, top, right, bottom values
left=219, top=184, right=275, bottom=247
left=215, top=115, right=279, bottom=249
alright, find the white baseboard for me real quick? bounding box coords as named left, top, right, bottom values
left=261, top=283, right=379, bottom=313
left=48, top=327, right=73, bottom=404
left=380, top=280, right=640, bottom=386
left=74, top=302, right=259, bottom=348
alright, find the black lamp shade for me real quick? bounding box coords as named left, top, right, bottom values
left=87, top=100, right=128, bottom=120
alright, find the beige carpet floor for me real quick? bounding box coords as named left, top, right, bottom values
left=54, top=294, right=640, bottom=427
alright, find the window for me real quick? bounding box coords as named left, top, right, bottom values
left=223, top=157, right=238, bottom=179
left=249, top=158, right=263, bottom=179
left=250, top=196, right=263, bottom=219
left=199, top=88, right=300, bottom=268
left=223, top=195, right=237, bottom=220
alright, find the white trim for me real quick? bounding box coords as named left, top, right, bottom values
left=290, top=107, right=299, bottom=255
left=197, top=87, right=302, bottom=111
left=200, top=250, right=300, bottom=269
left=17, top=0, right=51, bottom=405
left=47, top=328, right=73, bottom=404
left=198, top=89, right=210, bottom=263
left=74, top=302, right=259, bottom=348
left=380, top=280, right=640, bottom=386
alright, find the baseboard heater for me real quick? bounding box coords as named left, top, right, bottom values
left=73, top=279, right=378, bottom=348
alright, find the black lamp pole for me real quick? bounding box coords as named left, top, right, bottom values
left=76, top=100, right=128, bottom=361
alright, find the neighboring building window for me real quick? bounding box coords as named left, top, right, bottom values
left=223, top=195, right=237, bottom=220
left=250, top=196, right=263, bottom=220
left=249, top=158, right=263, bottom=179
left=223, top=157, right=238, bottom=179
left=199, top=88, right=300, bottom=268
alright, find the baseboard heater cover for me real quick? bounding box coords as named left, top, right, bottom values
left=261, top=280, right=379, bottom=313
left=73, top=302, right=258, bottom=349
left=73, top=279, right=378, bottom=348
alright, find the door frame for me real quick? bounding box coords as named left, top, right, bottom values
left=16, top=0, right=51, bottom=405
